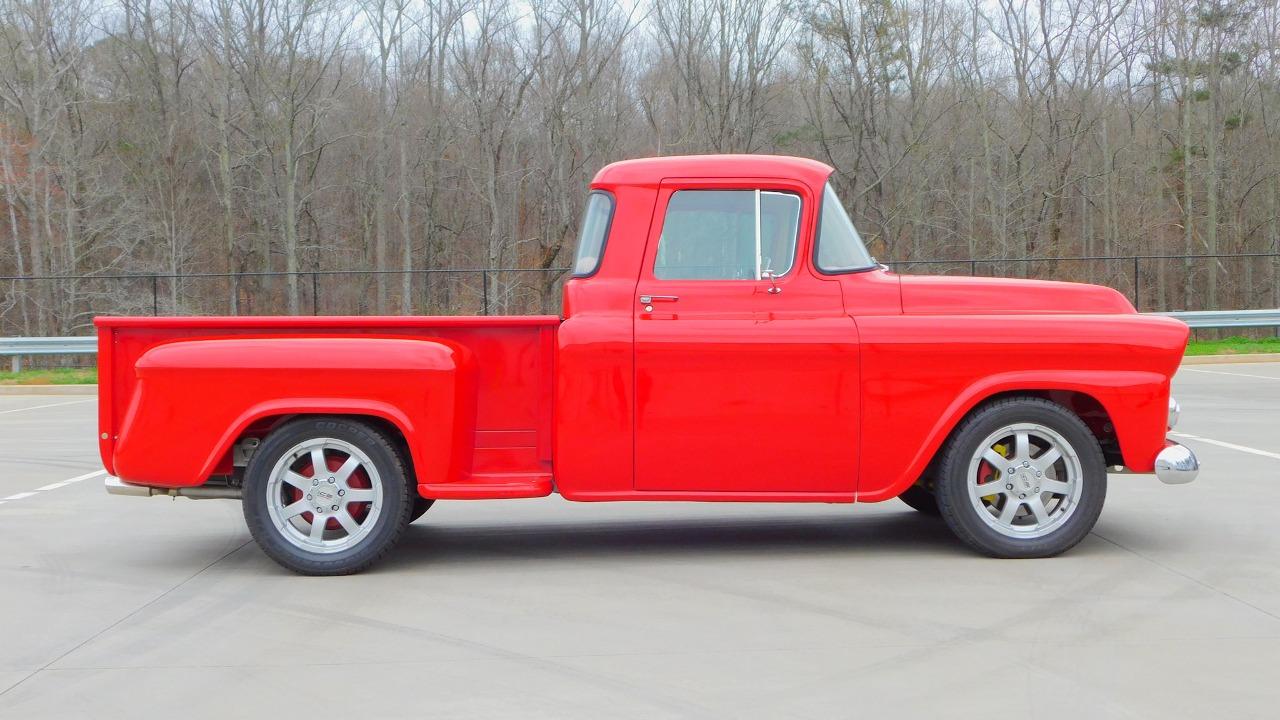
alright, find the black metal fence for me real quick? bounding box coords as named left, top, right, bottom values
left=3, top=253, right=1279, bottom=337
left=0, top=267, right=573, bottom=336
left=883, top=252, right=1280, bottom=315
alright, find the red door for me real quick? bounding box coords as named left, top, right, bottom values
left=632, top=181, right=860, bottom=495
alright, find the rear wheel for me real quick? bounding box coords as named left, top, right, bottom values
left=243, top=417, right=414, bottom=575
left=934, top=397, right=1106, bottom=558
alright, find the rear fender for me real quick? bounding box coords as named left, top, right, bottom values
left=112, top=337, right=476, bottom=488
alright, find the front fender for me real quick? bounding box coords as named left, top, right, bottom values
left=857, top=370, right=1169, bottom=503
left=113, top=337, right=476, bottom=488
left=855, top=313, right=1185, bottom=502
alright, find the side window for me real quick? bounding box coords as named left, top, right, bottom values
left=654, top=190, right=800, bottom=280
left=571, top=191, right=614, bottom=277
left=815, top=182, right=875, bottom=272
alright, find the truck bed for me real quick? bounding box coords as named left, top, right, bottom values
left=96, top=315, right=559, bottom=490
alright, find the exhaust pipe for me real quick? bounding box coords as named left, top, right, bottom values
left=105, top=475, right=242, bottom=500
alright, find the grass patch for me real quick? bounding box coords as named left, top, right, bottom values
left=0, top=367, right=98, bottom=385
left=1186, top=335, right=1280, bottom=356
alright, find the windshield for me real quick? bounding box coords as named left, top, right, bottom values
left=815, top=182, right=874, bottom=272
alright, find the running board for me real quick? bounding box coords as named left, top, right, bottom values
left=419, top=473, right=553, bottom=500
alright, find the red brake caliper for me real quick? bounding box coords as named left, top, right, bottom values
left=977, top=442, right=1008, bottom=504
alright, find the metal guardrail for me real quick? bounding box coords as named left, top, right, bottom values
left=1, top=309, right=1277, bottom=372
left=0, top=337, right=96, bottom=372
left=1151, top=309, right=1280, bottom=329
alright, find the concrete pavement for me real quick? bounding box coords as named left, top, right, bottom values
left=0, top=364, right=1276, bottom=719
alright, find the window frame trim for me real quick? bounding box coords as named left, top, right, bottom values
left=570, top=189, right=617, bottom=279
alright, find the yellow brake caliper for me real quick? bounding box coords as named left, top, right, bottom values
left=982, top=443, right=1009, bottom=505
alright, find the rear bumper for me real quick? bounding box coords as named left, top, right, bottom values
left=1154, top=441, right=1199, bottom=485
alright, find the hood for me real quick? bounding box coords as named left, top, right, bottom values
left=898, top=274, right=1136, bottom=315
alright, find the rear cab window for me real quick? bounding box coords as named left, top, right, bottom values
left=572, top=191, right=615, bottom=277
left=653, top=189, right=801, bottom=280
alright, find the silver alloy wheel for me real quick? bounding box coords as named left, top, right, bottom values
left=965, top=422, right=1083, bottom=539
left=265, top=437, right=384, bottom=554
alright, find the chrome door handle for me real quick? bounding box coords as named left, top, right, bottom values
left=639, top=295, right=679, bottom=304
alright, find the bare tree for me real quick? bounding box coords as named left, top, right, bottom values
left=451, top=0, right=536, bottom=311
left=0, top=0, right=1276, bottom=330
left=649, top=0, right=793, bottom=152
left=527, top=0, right=637, bottom=309
left=235, top=0, right=354, bottom=313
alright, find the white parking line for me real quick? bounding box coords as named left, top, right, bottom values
left=0, top=399, right=94, bottom=415
left=1172, top=432, right=1280, bottom=461
left=1182, top=368, right=1280, bottom=381
left=0, top=469, right=106, bottom=507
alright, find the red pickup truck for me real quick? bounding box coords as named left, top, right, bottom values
left=98, top=155, right=1199, bottom=574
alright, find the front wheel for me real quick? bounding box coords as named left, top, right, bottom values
left=243, top=417, right=414, bottom=575
left=934, top=397, right=1107, bottom=558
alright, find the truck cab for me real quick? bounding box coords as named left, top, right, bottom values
left=557, top=156, right=888, bottom=500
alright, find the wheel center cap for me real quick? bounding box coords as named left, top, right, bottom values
left=313, top=487, right=337, bottom=507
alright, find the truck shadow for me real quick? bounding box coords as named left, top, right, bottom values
left=382, top=510, right=965, bottom=570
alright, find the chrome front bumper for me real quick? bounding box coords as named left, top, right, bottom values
left=1154, top=441, right=1199, bottom=485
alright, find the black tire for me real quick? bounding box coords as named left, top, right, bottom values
left=897, top=484, right=940, bottom=516
left=409, top=497, right=435, bottom=523
left=243, top=416, right=414, bottom=575
left=934, top=397, right=1107, bottom=559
